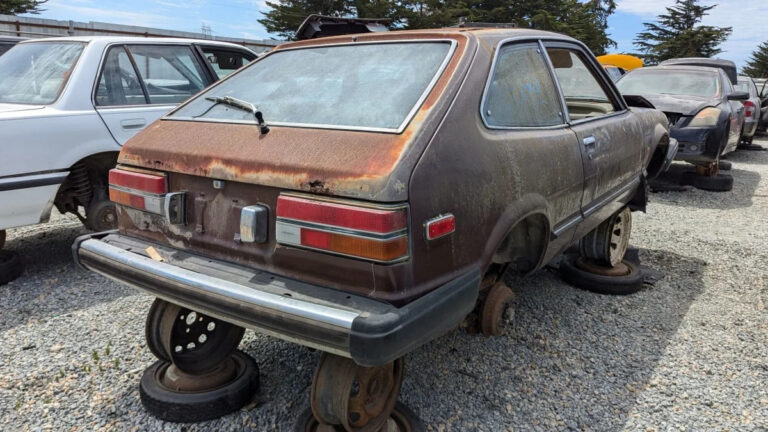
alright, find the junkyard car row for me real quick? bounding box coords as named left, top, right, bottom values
left=1, top=24, right=765, bottom=431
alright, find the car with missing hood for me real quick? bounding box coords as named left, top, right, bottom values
left=73, top=28, right=673, bottom=427
left=617, top=65, right=748, bottom=191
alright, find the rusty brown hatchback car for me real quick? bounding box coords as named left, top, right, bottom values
left=74, top=28, right=671, bottom=427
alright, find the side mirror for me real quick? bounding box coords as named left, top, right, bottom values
left=727, top=91, right=749, bottom=101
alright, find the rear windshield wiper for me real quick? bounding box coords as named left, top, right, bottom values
left=195, top=95, right=269, bottom=135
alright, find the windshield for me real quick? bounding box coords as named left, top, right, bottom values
left=171, top=41, right=454, bottom=131
left=0, top=42, right=85, bottom=104
left=617, top=69, right=720, bottom=98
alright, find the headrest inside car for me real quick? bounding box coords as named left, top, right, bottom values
left=548, top=49, right=573, bottom=69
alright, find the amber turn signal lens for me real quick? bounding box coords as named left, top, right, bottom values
left=300, top=228, right=408, bottom=262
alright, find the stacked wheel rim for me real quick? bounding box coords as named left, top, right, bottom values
left=311, top=354, right=404, bottom=432
left=295, top=401, right=425, bottom=432
left=145, top=298, right=245, bottom=373
left=139, top=350, right=259, bottom=423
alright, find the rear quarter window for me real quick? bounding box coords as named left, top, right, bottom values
left=482, top=43, right=564, bottom=128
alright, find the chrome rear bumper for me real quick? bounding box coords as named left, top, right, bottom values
left=74, top=232, right=479, bottom=366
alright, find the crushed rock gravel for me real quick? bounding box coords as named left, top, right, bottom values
left=1, top=141, right=767, bottom=431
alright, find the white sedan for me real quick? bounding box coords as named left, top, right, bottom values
left=0, top=36, right=257, bottom=245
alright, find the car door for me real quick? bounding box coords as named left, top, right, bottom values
left=543, top=42, right=642, bottom=233
left=94, top=44, right=211, bottom=145
left=481, top=41, right=584, bottom=248
left=196, top=45, right=257, bottom=80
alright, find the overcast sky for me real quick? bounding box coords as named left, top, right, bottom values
left=22, top=0, right=766, bottom=68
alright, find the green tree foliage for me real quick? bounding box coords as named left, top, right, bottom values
left=259, top=0, right=618, bottom=54
left=0, top=0, right=47, bottom=15
left=259, top=0, right=351, bottom=40
left=634, top=0, right=731, bottom=65
left=742, top=41, right=768, bottom=78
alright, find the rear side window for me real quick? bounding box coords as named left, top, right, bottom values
left=483, top=43, right=563, bottom=128
left=95, top=46, right=146, bottom=106
left=201, top=47, right=256, bottom=79
left=128, top=45, right=208, bottom=105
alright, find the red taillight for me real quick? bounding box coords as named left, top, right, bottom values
left=109, top=168, right=167, bottom=194
left=276, top=195, right=408, bottom=262
left=277, top=195, right=406, bottom=234
left=745, top=101, right=755, bottom=118
left=108, top=168, right=167, bottom=213
left=425, top=214, right=455, bottom=240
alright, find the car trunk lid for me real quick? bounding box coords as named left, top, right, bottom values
left=118, top=120, right=422, bottom=202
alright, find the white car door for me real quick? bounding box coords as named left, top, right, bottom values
left=94, top=44, right=210, bottom=145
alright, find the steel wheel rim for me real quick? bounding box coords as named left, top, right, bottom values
left=311, top=354, right=404, bottom=432
left=300, top=406, right=415, bottom=432
left=146, top=299, right=244, bottom=374
left=608, top=208, right=631, bottom=267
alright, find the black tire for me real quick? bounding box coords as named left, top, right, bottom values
left=718, top=160, right=732, bottom=171
left=0, top=229, right=5, bottom=250
left=681, top=172, right=734, bottom=192
left=139, top=350, right=259, bottom=423
left=560, top=255, right=644, bottom=295
left=294, top=401, right=426, bottom=432
left=85, top=196, right=117, bottom=231
left=0, top=250, right=23, bottom=285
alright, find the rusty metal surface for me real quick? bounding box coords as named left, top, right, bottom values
left=310, top=353, right=403, bottom=431
left=480, top=281, right=515, bottom=336
left=159, top=358, right=239, bottom=392
left=119, top=31, right=472, bottom=203
left=114, top=28, right=668, bottom=306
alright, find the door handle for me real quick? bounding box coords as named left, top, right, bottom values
left=120, top=118, right=146, bottom=129
left=583, top=136, right=596, bottom=146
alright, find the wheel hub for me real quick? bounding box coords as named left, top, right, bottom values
left=480, top=282, right=515, bottom=337
left=575, top=257, right=631, bottom=276
left=145, top=299, right=245, bottom=374
left=311, top=354, right=403, bottom=432
left=159, top=356, right=239, bottom=392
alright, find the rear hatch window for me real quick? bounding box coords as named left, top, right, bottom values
left=169, top=41, right=455, bottom=132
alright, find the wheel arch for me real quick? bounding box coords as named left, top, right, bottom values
left=53, top=151, right=119, bottom=210
left=480, top=194, right=553, bottom=276
left=645, top=128, right=670, bottom=181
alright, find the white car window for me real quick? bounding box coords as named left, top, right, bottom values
left=127, top=45, right=207, bottom=105
left=95, top=46, right=146, bottom=106
left=0, top=42, right=84, bottom=104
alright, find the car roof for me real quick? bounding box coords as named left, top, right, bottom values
left=17, top=35, right=251, bottom=50
left=0, top=35, right=27, bottom=42
left=277, top=27, right=578, bottom=50
left=636, top=65, right=721, bottom=75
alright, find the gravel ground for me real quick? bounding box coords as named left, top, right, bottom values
left=1, top=140, right=767, bottom=432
